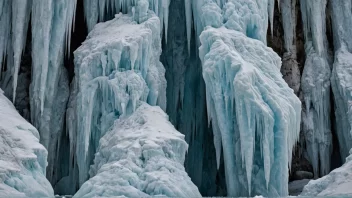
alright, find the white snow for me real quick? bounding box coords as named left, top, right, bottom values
left=74, top=103, right=201, bottom=198
left=0, top=89, right=54, bottom=197
left=301, top=149, right=352, bottom=196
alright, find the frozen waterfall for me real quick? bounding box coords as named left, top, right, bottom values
left=199, top=0, right=301, bottom=196
left=67, top=6, right=167, bottom=189
left=300, top=0, right=332, bottom=177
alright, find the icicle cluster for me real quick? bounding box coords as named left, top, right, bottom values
left=0, top=0, right=77, bottom=186
left=280, top=0, right=301, bottom=94
left=300, top=0, right=332, bottom=177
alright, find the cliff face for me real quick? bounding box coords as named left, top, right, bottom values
left=1, top=0, right=352, bottom=197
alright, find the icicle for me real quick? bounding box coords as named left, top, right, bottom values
left=11, top=0, right=32, bottom=103
left=0, top=0, right=11, bottom=77
left=185, top=0, right=192, bottom=54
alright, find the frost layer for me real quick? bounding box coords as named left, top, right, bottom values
left=74, top=103, right=201, bottom=198
left=0, top=89, right=54, bottom=198
left=67, top=7, right=167, bottom=189
left=301, top=149, right=352, bottom=196
left=199, top=1, right=301, bottom=196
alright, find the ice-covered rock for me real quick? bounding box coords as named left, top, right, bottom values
left=0, top=89, right=54, bottom=197
left=330, top=0, right=352, bottom=160
left=68, top=8, right=166, bottom=189
left=301, top=149, right=352, bottom=196
left=74, top=103, right=201, bottom=198
left=288, top=179, right=310, bottom=196
left=199, top=1, right=301, bottom=196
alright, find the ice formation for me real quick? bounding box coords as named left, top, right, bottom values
left=0, top=0, right=76, bottom=186
left=300, top=0, right=332, bottom=177
left=67, top=5, right=167, bottom=189
left=301, top=149, right=352, bottom=196
left=74, top=103, right=201, bottom=197
left=199, top=1, right=301, bottom=196
left=0, top=89, right=54, bottom=198
left=280, top=0, right=300, bottom=94
left=330, top=0, right=352, bottom=160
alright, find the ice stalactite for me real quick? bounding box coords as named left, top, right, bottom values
left=0, top=0, right=77, bottom=188
left=68, top=4, right=167, bottom=190
left=199, top=1, right=301, bottom=197
left=300, top=0, right=332, bottom=177
left=30, top=0, right=77, bottom=186
left=330, top=0, right=352, bottom=160
left=280, top=0, right=301, bottom=94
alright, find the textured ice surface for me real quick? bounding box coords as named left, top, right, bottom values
left=0, top=89, right=54, bottom=198
left=68, top=9, right=166, bottom=189
left=301, top=149, right=352, bottom=196
left=199, top=1, right=301, bottom=196
left=300, top=0, right=332, bottom=177
left=330, top=0, right=352, bottom=160
left=74, top=103, right=201, bottom=198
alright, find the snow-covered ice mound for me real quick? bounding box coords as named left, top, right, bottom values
left=0, top=89, right=54, bottom=197
left=301, top=149, right=352, bottom=196
left=74, top=103, right=201, bottom=198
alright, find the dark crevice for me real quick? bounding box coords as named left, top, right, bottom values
left=65, top=0, right=88, bottom=83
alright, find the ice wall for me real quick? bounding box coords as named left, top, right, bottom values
left=199, top=1, right=301, bottom=196
left=300, top=0, right=332, bottom=177
left=74, top=103, right=201, bottom=197
left=68, top=6, right=167, bottom=190
left=330, top=0, right=352, bottom=160
left=0, top=89, right=54, bottom=197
